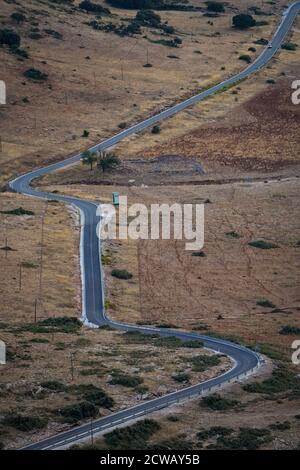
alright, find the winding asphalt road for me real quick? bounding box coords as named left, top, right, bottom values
left=9, top=2, right=300, bottom=449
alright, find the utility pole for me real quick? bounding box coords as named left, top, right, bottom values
left=146, top=47, right=149, bottom=64
left=93, top=71, right=97, bottom=88
left=64, top=91, right=68, bottom=105
left=34, top=297, right=37, bottom=323
left=18, top=263, right=22, bottom=290
left=5, top=236, right=8, bottom=259
left=38, top=203, right=47, bottom=302
left=90, top=417, right=94, bottom=446
left=120, top=62, right=124, bottom=81
left=0, top=136, right=2, bottom=152
left=70, top=352, right=76, bottom=381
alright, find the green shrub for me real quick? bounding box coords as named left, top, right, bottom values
left=225, top=231, right=240, bottom=238
left=118, top=122, right=127, bottom=129
left=189, top=354, right=221, bottom=372
left=41, top=381, right=67, bottom=392
left=243, top=366, right=299, bottom=395
left=0, top=29, right=21, bottom=48
left=281, top=42, right=297, bottom=51
left=239, top=54, right=252, bottom=64
left=279, top=325, right=300, bottom=335
left=256, top=299, right=276, bottom=308
left=58, top=401, right=98, bottom=423
left=24, top=68, right=48, bottom=81
left=109, top=373, right=143, bottom=388
left=0, top=207, right=34, bottom=216
left=79, top=0, right=111, bottom=14
left=205, top=2, right=225, bottom=13
left=82, top=129, right=89, bottom=137
left=197, top=426, right=233, bottom=440
left=192, top=251, right=206, bottom=257
left=172, top=372, right=190, bottom=383
left=111, top=269, right=133, bottom=280
left=2, top=414, right=47, bottom=431
left=254, top=38, right=268, bottom=45
left=233, top=14, right=256, bottom=29
left=218, top=427, right=272, bottom=450
left=269, top=421, right=291, bottom=431
left=200, top=393, right=240, bottom=411
left=104, top=419, right=160, bottom=449
left=11, top=12, right=26, bottom=23
left=151, top=125, right=160, bottom=134
left=248, top=240, right=278, bottom=249
left=22, top=316, right=82, bottom=334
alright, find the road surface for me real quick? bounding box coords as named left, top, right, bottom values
left=9, top=1, right=300, bottom=449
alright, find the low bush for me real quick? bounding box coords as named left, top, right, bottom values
left=111, top=269, right=133, bottom=280
left=104, top=419, right=160, bottom=449
left=248, top=240, right=278, bottom=249
left=239, top=54, right=252, bottom=64
left=281, top=42, right=297, bottom=51
left=79, top=0, right=111, bottom=14
left=200, top=393, right=240, bottom=411
left=279, top=325, right=300, bottom=335
left=24, top=68, right=48, bottom=81
left=0, top=207, right=34, bottom=216
left=217, top=427, right=272, bottom=450
left=22, top=316, right=82, bottom=334
left=256, top=299, right=276, bottom=308
left=269, top=421, right=291, bottom=431
left=0, top=29, right=21, bottom=48
left=172, top=372, right=190, bottom=383
left=57, top=401, right=98, bottom=423
left=189, top=354, right=221, bottom=372
left=243, top=366, right=299, bottom=395
left=109, top=373, right=143, bottom=388
left=225, top=231, right=240, bottom=238
left=197, top=426, right=233, bottom=440
left=41, top=381, right=67, bottom=392
left=2, top=414, right=47, bottom=431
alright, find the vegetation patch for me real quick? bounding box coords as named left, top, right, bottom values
left=216, top=427, right=272, bottom=450
left=2, top=414, right=47, bottom=431
left=109, top=373, right=143, bottom=388
left=0, top=207, right=34, bottom=216
left=256, top=299, right=276, bottom=309
left=111, top=269, right=133, bottom=280
left=243, top=366, right=299, bottom=396
left=24, top=68, right=48, bottom=81
left=21, top=317, right=82, bottom=334
left=104, top=419, right=160, bottom=449
left=248, top=240, right=278, bottom=249
left=188, top=354, right=221, bottom=372
left=200, top=393, right=241, bottom=411
left=279, top=325, right=300, bottom=335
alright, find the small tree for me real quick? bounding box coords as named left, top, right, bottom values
left=11, top=12, right=26, bottom=23
left=233, top=14, right=256, bottom=29
left=97, top=152, right=120, bottom=172
left=0, top=29, right=21, bottom=48
left=81, top=150, right=97, bottom=170
left=205, top=1, right=225, bottom=13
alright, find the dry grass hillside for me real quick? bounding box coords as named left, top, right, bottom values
left=0, top=0, right=294, bottom=186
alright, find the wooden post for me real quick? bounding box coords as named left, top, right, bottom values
left=19, top=263, right=22, bottom=290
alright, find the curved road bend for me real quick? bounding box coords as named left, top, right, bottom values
left=9, top=2, right=300, bottom=449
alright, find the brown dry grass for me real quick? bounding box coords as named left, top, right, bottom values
left=0, top=193, right=80, bottom=324
left=0, top=0, right=293, bottom=186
